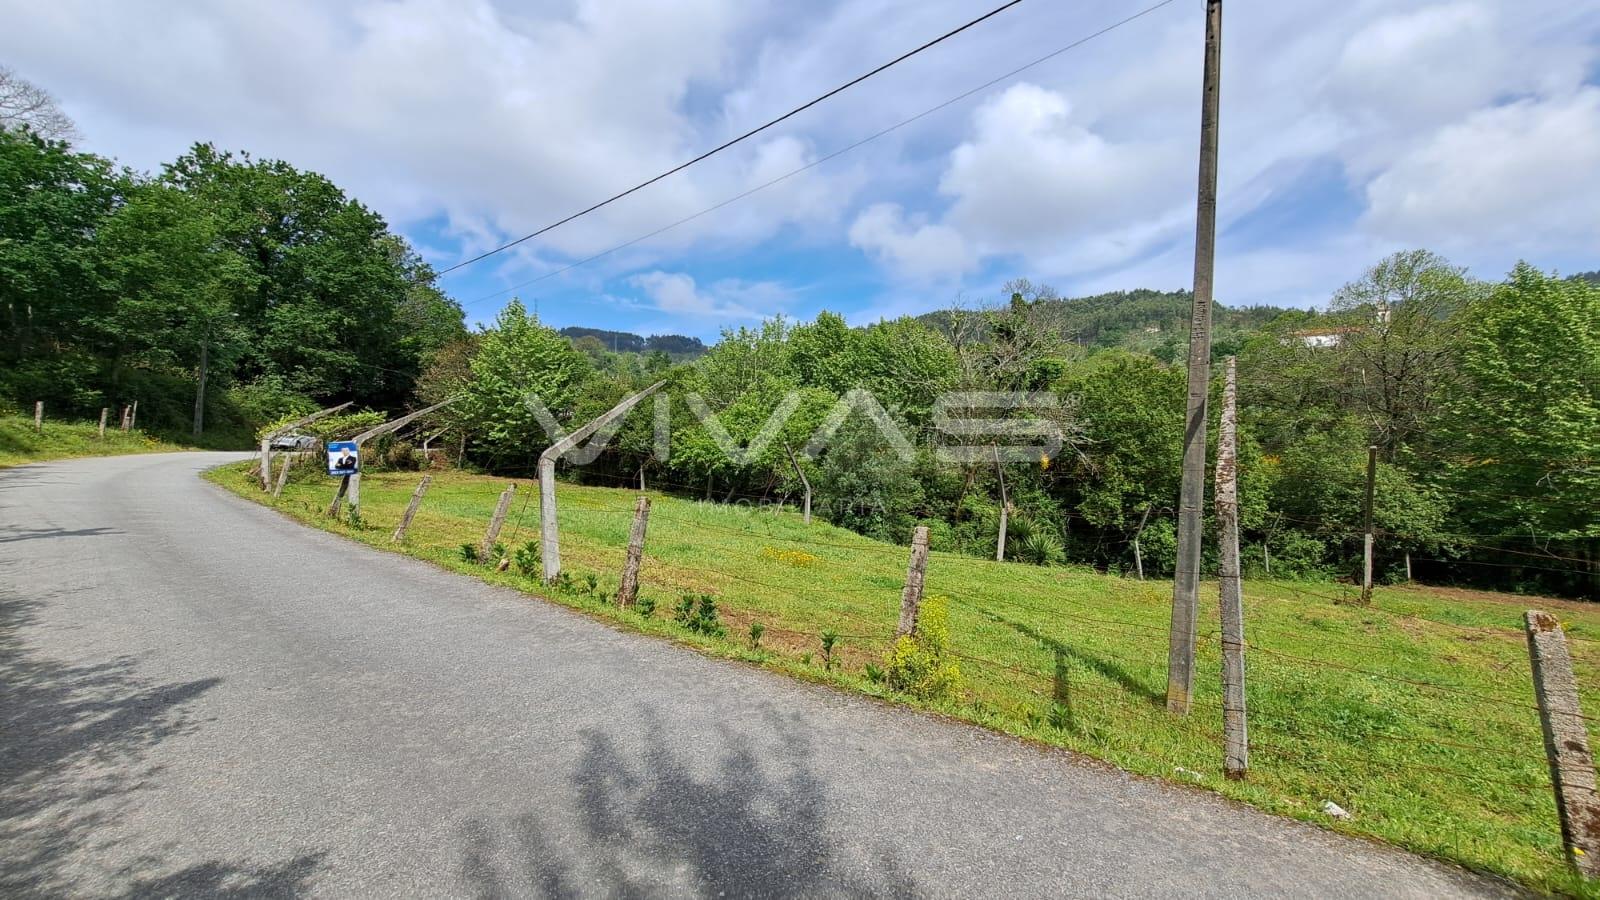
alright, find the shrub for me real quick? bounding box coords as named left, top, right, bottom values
left=673, top=593, right=725, bottom=638
left=820, top=629, right=839, bottom=671
left=883, top=596, right=961, bottom=700
left=583, top=572, right=599, bottom=595
left=1018, top=528, right=1065, bottom=567
left=381, top=439, right=422, bottom=471
left=458, top=543, right=479, bottom=563
left=635, top=595, right=657, bottom=617
left=748, top=621, right=765, bottom=650
left=513, top=541, right=540, bottom=576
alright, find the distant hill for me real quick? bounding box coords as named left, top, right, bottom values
left=916, top=288, right=1298, bottom=360
left=559, top=327, right=707, bottom=359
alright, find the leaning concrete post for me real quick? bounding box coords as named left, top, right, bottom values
left=327, top=475, right=349, bottom=518
left=480, top=484, right=517, bottom=562
left=272, top=453, right=293, bottom=499
left=391, top=475, right=432, bottom=543
left=538, top=381, right=666, bottom=583
left=120, top=405, right=131, bottom=432
left=1216, top=356, right=1248, bottom=779
left=617, top=496, right=651, bottom=607
left=1525, top=610, right=1600, bottom=878
left=897, top=526, right=930, bottom=637
left=98, top=407, right=108, bottom=439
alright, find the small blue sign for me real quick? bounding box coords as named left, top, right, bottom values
left=326, top=441, right=359, bottom=476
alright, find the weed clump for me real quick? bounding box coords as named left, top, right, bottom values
left=674, top=593, right=725, bottom=638
left=883, top=596, right=960, bottom=700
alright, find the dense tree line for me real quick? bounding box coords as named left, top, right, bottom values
left=0, top=128, right=464, bottom=441
left=431, top=254, right=1598, bottom=598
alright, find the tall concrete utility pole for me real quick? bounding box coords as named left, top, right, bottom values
left=1168, top=0, right=1223, bottom=716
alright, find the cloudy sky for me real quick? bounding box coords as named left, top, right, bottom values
left=4, top=0, right=1598, bottom=339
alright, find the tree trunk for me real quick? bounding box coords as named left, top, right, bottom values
left=192, top=341, right=209, bottom=438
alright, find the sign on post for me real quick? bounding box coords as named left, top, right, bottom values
left=327, top=441, right=360, bottom=476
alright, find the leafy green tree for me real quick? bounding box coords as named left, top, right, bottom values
left=1434, top=265, right=1600, bottom=554
left=460, top=300, right=591, bottom=467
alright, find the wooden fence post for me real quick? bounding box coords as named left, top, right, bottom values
left=34, top=401, right=42, bottom=432
left=784, top=442, right=811, bottom=525
left=98, top=407, right=108, bottom=439
left=327, top=475, right=349, bottom=518
left=1525, top=610, right=1600, bottom=878
left=272, top=453, right=293, bottom=499
left=391, top=475, right=432, bottom=542
left=617, top=496, right=651, bottom=607
left=897, top=526, right=930, bottom=637
left=480, top=484, right=517, bottom=562
left=1216, top=356, right=1248, bottom=779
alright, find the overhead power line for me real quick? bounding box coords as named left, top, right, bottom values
left=436, top=0, right=1029, bottom=277
left=462, top=0, right=1181, bottom=311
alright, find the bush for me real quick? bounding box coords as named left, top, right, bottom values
left=1018, top=527, right=1065, bottom=567
left=458, top=543, right=479, bottom=563
left=820, top=629, right=839, bottom=671
left=748, top=621, right=765, bottom=650
left=381, top=439, right=422, bottom=471
left=673, top=593, right=725, bottom=638
left=635, top=595, right=657, bottom=617
left=513, top=541, right=540, bottom=577
left=883, top=596, right=961, bottom=700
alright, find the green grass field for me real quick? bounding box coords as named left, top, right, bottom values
left=0, top=413, right=192, bottom=468
left=211, top=462, right=1600, bottom=895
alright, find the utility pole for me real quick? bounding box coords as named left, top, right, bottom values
left=1168, top=0, right=1224, bottom=716
left=1361, top=443, right=1377, bottom=603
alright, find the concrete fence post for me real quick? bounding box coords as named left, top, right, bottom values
left=1525, top=610, right=1600, bottom=878
left=98, top=407, right=108, bottom=439
left=34, top=400, right=43, bottom=432
left=897, top=526, right=930, bottom=637
left=1216, top=356, right=1248, bottom=779
left=480, top=484, right=517, bottom=562
left=391, top=475, right=433, bottom=543
left=617, top=496, right=652, bottom=607
left=273, top=453, right=293, bottom=499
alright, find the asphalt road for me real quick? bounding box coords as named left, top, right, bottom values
left=1, top=452, right=1517, bottom=898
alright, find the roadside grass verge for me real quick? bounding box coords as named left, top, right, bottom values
left=0, top=413, right=193, bottom=468
left=209, top=462, right=1600, bottom=896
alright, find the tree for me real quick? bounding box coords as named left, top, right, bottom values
left=460, top=300, right=592, bottom=467
left=94, top=181, right=254, bottom=436
left=1326, top=250, right=1481, bottom=456
left=1435, top=265, right=1600, bottom=557
left=0, top=65, right=77, bottom=142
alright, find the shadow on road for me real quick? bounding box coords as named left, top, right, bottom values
left=0, top=589, right=323, bottom=895
left=459, top=706, right=916, bottom=898
left=0, top=525, right=121, bottom=544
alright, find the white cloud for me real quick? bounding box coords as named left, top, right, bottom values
left=848, top=202, right=974, bottom=282
left=1363, top=88, right=1600, bottom=253
left=625, top=271, right=784, bottom=321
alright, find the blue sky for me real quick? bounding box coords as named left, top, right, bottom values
left=4, top=0, right=1599, bottom=341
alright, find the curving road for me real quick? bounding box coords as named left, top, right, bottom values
left=1, top=453, right=1514, bottom=898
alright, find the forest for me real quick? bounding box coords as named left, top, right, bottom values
left=4, top=125, right=1596, bottom=598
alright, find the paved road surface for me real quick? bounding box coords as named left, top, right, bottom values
left=1, top=453, right=1516, bottom=898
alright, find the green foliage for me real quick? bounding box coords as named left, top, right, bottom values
left=634, top=595, right=656, bottom=617
left=820, top=629, right=839, bottom=671
left=747, top=621, right=765, bottom=650
left=457, top=543, right=478, bottom=563
left=461, top=300, right=592, bottom=466
left=673, top=593, right=726, bottom=638
left=513, top=541, right=540, bottom=577
left=883, top=596, right=961, bottom=700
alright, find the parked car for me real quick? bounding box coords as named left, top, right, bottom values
left=269, top=433, right=319, bottom=451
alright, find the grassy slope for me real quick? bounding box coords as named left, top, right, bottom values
left=209, top=463, right=1600, bottom=896
left=0, top=413, right=192, bottom=468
